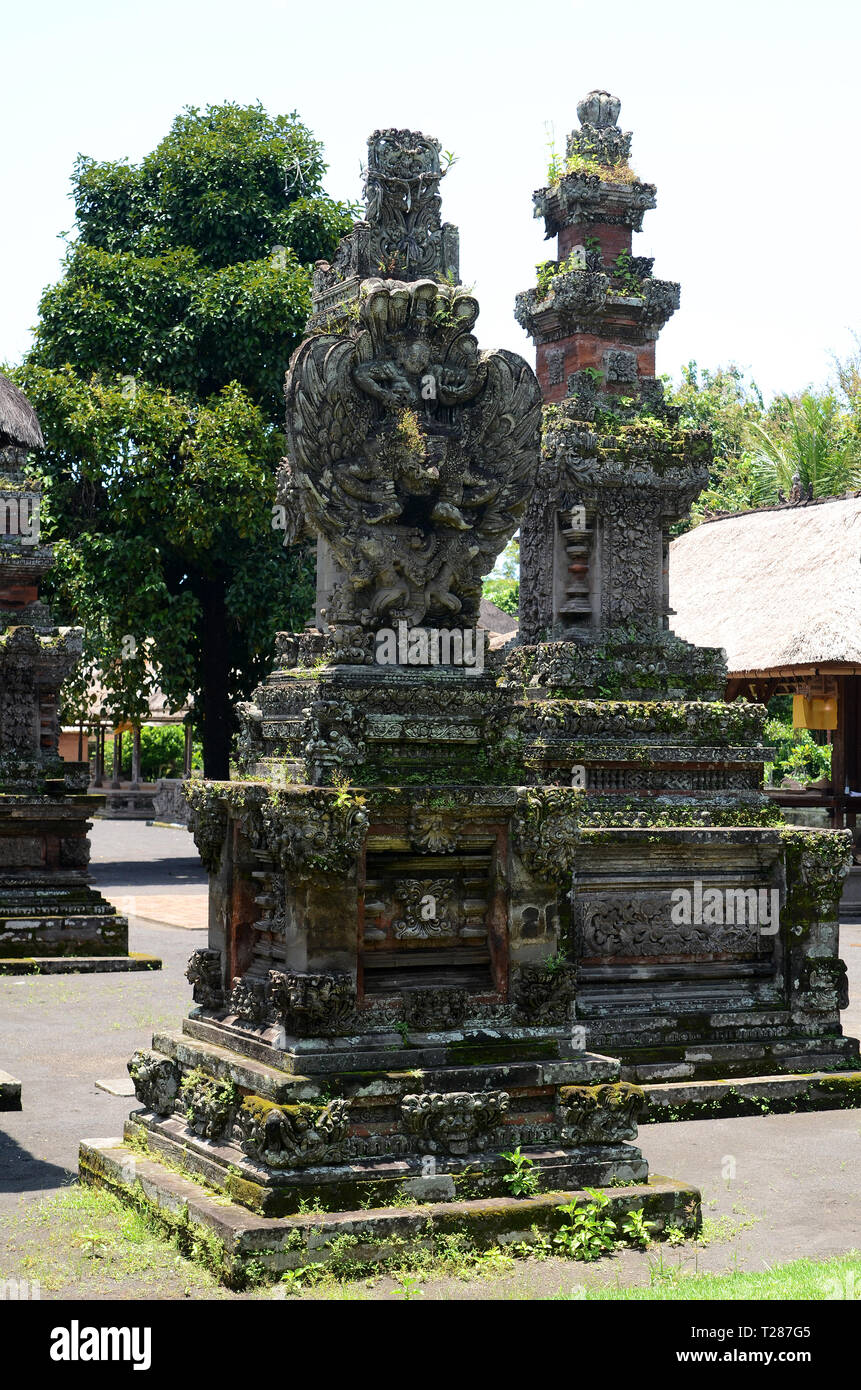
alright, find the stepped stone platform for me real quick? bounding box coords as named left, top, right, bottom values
left=80, top=1136, right=698, bottom=1286
left=0, top=952, right=161, bottom=975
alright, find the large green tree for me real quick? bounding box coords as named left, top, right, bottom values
left=16, top=103, right=353, bottom=776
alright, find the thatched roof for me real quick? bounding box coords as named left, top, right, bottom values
left=0, top=374, right=43, bottom=450
left=669, top=496, right=861, bottom=675
left=479, top=597, right=519, bottom=636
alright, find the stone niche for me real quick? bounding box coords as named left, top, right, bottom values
left=86, top=131, right=702, bottom=1276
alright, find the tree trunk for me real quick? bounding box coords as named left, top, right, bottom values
left=198, top=582, right=232, bottom=780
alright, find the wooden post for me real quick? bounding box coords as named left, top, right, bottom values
left=111, top=730, right=122, bottom=789
left=131, top=725, right=142, bottom=790
left=832, top=676, right=847, bottom=830
left=184, top=723, right=193, bottom=779
left=93, top=723, right=103, bottom=788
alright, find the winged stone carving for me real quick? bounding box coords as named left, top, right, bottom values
left=284, top=277, right=541, bottom=629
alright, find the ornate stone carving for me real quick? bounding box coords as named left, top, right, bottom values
left=393, top=877, right=456, bottom=938
left=236, top=1096, right=351, bottom=1169
left=185, top=948, right=223, bottom=1009
left=578, top=894, right=760, bottom=957
left=285, top=276, right=541, bottom=631
left=363, top=129, right=456, bottom=282
left=58, top=836, right=90, bottom=869
left=402, top=987, right=470, bottom=1031
left=514, top=787, right=582, bottom=882
left=180, top=1072, right=238, bottom=1140
left=304, top=698, right=367, bottom=784
left=127, top=1049, right=180, bottom=1115
left=267, top=968, right=356, bottom=1037
left=798, top=957, right=849, bottom=1011
left=556, top=1081, right=642, bottom=1142
left=255, top=792, right=369, bottom=875
left=408, top=810, right=459, bottom=854
left=512, top=961, right=578, bottom=1025
left=185, top=784, right=229, bottom=875
left=400, top=1090, right=509, bottom=1154
left=228, top=975, right=270, bottom=1024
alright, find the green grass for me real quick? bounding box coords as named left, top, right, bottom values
left=1, top=1184, right=857, bottom=1302
left=556, top=1253, right=861, bottom=1300
left=0, top=1182, right=227, bottom=1299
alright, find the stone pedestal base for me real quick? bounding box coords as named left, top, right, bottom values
left=79, top=1136, right=700, bottom=1286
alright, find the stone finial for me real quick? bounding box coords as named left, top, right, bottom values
left=567, top=90, right=632, bottom=167
left=576, top=90, right=621, bottom=130
left=362, top=128, right=458, bottom=281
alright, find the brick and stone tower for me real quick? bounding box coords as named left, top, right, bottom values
left=515, top=90, right=711, bottom=654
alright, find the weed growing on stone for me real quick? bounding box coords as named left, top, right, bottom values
left=500, top=1147, right=541, bottom=1198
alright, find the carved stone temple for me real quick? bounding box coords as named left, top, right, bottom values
left=82, top=129, right=700, bottom=1280
left=512, top=91, right=858, bottom=1078
left=0, top=376, right=149, bottom=971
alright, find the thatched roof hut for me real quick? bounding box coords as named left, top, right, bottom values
left=0, top=374, right=44, bottom=451
left=669, top=495, right=861, bottom=842
left=670, top=496, right=861, bottom=677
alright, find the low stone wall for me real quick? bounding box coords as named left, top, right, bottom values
left=152, top=779, right=191, bottom=825
left=91, top=785, right=157, bottom=820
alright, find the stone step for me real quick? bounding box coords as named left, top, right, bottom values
left=0, top=953, right=161, bottom=975
left=151, top=1030, right=312, bottom=1101
left=126, top=1110, right=648, bottom=1217
left=181, top=1014, right=596, bottom=1076
left=640, top=1070, right=861, bottom=1122
left=157, top=1026, right=621, bottom=1099
left=79, top=1136, right=700, bottom=1281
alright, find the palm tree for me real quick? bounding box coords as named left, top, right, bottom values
left=750, top=392, right=861, bottom=503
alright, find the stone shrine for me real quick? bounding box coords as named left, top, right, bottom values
left=0, top=375, right=156, bottom=971
left=81, top=129, right=699, bottom=1282
left=511, top=92, right=857, bottom=1080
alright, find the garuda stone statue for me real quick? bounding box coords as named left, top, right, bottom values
left=279, top=129, right=541, bottom=641
left=283, top=279, right=540, bottom=633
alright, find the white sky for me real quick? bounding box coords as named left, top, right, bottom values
left=3, top=0, right=860, bottom=400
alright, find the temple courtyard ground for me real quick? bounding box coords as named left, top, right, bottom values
left=0, top=821, right=858, bottom=1300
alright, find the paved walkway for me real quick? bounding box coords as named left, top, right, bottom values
left=0, top=821, right=859, bottom=1277
left=90, top=819, right=208, bottom=930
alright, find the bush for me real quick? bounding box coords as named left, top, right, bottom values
left=101, top=724, right=202, bottom=780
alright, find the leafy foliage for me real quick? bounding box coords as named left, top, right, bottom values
left=500, top=1147, right=540, bottom=1198
left=553, top=1190, right=618, bottom=1262
left=15, top=103, right=352, bottom=775
left=670, top=360, right=861, bottom=530
left=749, top=392, right=861, bottom=503
left=482, top=535, right=519, bottom=615
left=764, top=698, right=832, bottom=787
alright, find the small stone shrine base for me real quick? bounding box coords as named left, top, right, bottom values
left=80, top=1136, right=699, bottom=1286
left=80, top=1014, right=701, bottom=1282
